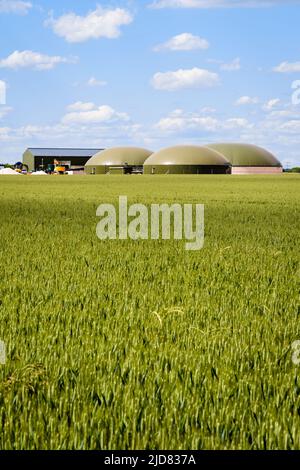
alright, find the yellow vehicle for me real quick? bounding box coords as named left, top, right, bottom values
left=55, top=166, right=66, bottom=174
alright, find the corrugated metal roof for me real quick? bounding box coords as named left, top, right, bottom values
left=26, top=148, right=104, bottom=158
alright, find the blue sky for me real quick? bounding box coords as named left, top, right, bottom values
left=1, top=0, right=300, bottom=166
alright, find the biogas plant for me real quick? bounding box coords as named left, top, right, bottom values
left=22, top=143, right=283, bottom=175
left=85, top=144, right=282, bottom=175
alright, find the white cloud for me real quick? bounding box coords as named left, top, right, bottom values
left=2, top=103, right=300, bottom=166
left=155, top=109, right=252, bottom=133
left=0, top=50, right=77, bottom=70
left=268, top=108, right=299, bottom=118
left=87, top=77, right=107, bottom=87
left=46, top=6, right=133, bottom=43
left=154, top=33, right=209, bottom=51
left=0, top=0, right=32, bottom=14
left=0, top=119, right=144, bottom=162
left=149, top=0, right=300, bottom=9
left=229, top=103, right=300, bottom=164
left=62, top=103, right=129, bottom=124
left=0, top=127, right=11, bottom=142
left=151, top=67, right=220, bottom=91
left=220, top=57, right=241, bottom=71
left=201, top=106, right=217, bottom=113
left=155, top=111, right=219, bottom=132
left=279, top=120, right=300, bottom=132
left=235, top=95, right=259, bottom=105
left=67, top=102, right=96, bottom=112
left=273, top=61, right=300, bottom=73
left=262, top=98, right=280, bottom=111
left=0, top=106, right=13, bottom=119
left=223, top=118, right=252, bottom=129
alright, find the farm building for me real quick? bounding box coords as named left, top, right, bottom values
left=143, top=146, right=230, bottom=174
left=23, top=148, right=103, bottom=172
left=85, top=147, right=153, bottom=175
left=206, top=143, right=283, bottom=174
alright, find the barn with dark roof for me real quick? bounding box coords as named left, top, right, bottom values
left=23, top=148, right=103, bottom=172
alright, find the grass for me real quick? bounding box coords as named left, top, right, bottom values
left=0, top=174, right=299, bottom=450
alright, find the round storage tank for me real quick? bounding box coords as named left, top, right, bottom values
left=206, top=143, right=282, bottom=174
left=143, top=145, right=230, bottom=174
left=85, top=147, right=153, bottom=175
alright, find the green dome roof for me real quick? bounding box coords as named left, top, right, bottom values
left=144, top=145, right=229, bottom=166
left=206, top=143, right=281, bottom=167
left=85, top=147, right=153, bottom=167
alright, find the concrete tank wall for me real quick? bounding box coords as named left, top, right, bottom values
left=231, top=167, right=283, bottom=175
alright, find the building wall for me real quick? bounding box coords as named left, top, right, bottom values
left=85, top=166, right=106, bottom=175
left=109, top=167, right=125, bottom=175
left=23, top=153, right=93, bottom=171
left=231, top=166, right=283, bottom=175
left=85, top=165, right=142, bottom=175
left=144, top=165, right=229, bottom=175
left=22, top=150, right=35, bottom=171
left=34, top=156, right=90, bottom=170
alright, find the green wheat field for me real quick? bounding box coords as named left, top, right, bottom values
left=0, top=174, right=299, bottom=450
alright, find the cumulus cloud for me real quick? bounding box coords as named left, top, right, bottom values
left=0, top=118, right=144, bottom=162
left=87, top=77, right=107, bottom=87
left=46, top=7, right=133, bottom=43
left=0, top=127, right=11, bottom=142
left=268, top=108, right=299, bottom=119
left=0, top=50, right=77, bottom=70
left=2, top=103, right=300, bottom=166
left=262, top=98, right=280, bottom=111
left=0, top=106, right=13, bottom=119
left=223, top=118, right=252, bottom=129
left=235, top=95, right=259, bottom=105
left=0, top=0, right=32, bottom=14
left=155, top=111, right=219, bottom=132
left=201, top=106, right=217, bottom=113
left=151, top=67, right=220, bottom=91
left=62, top=103, right=129, bottom=124
left=149, top=0, right=300, bottom=8
left=273, top=61, right=300, bottom=73
left=67, top=102, right=96, bottom=112
left=154, top=33, right=209, bottom=51
left=155, top=109, right=252, bottom=132
left=279, top=120, right=300, bottom=132
left=220, top=57, right=241, bottom=71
